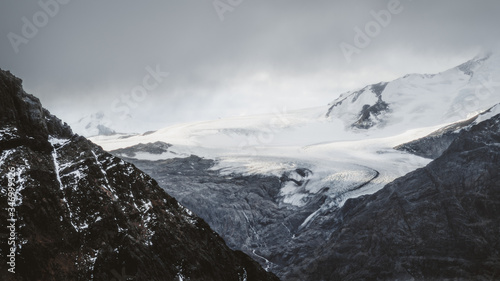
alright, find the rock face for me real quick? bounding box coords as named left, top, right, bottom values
left=112, top=141, right=173, bottom=158
left=0, top=70, right=279, bottom=281
left=287, top=113, right=500, bottom=280
left=326, top=82, right=390, bottom=129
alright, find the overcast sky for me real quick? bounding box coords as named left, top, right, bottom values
left=1, top=0, right=499, bottom=134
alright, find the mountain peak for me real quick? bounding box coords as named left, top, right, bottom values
left=72, top=111, right=117, bottom=137
left=456, top=51, right=492, bottom=76
left=0, top=70, right=72, bottom=135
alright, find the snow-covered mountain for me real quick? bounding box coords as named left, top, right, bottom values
left=70, top=111, right=117, bottom=137
left=90, top=51, right=500, bottom=279
left=327, top=51, right=499, bottom=132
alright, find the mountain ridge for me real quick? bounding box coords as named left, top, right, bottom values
left=395, top=103, right=500, bottom=159
left=326, top=52, right=499, bottom=132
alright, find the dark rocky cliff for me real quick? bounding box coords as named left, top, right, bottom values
left=0, top=70, right=279, bottom=281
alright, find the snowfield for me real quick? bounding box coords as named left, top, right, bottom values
left=91, top=106, right=442, bottom=209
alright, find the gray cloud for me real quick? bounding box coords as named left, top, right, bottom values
left=1, top=0, right=498, bottom=133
